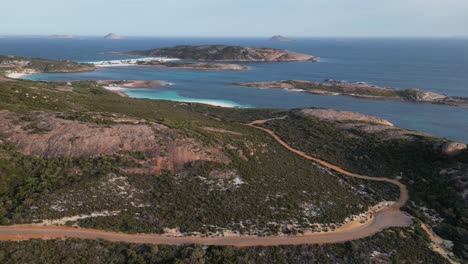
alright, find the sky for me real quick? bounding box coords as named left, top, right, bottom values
left=1, top=0, right=468, bottom=37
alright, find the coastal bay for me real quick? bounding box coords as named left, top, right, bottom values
left=2, top=37, right=467, bottom=142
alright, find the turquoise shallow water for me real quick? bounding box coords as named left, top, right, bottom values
left=123, top=89, right=250, bottom=108
left=2, top=37, right=467, bottom=142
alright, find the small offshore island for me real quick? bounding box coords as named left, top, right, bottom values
left=270, top=35, right=295, bottom=42
left=123, top=45, right=316, bottom=62
left=234, top=79, right=468, bottom=107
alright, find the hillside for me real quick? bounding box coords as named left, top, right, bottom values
left=123, top=45, right=316, bottom=62
left=0, top=58, right=465, bottom=262
left=0, top=55, right=95, bottom=74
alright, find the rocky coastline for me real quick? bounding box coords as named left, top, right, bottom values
left=233, top=79, right=468, bottom=107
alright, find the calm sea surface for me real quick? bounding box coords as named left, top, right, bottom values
left=1, top=37, right=467, bottom=141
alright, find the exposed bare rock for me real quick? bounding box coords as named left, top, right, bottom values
left=299, top=109, right=394, bottom=126
left=434, top=142, right=467, bottom=156
left=295, top=108, right=434, bottom=141
left=0, top=111, right=228, bottom=174
left=405, top=88, right=447, bottom=102
left=337, top=123, right=429, bottom=141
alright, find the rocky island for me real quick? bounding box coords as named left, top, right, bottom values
left=123, top=45, right=316, bottom=62
left=270, top=35, right=295, bottom=42
left=104, top=33, right=123, bottom=40
left=234, top=79, right=468, bottom=106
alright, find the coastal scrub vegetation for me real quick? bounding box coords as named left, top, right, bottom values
left=261, top=110, right=468, bottom=259
left=0, top=79, right=397, bottom=236
left=0, top=225, right=448, bottom=263
left=0, top=55, right=95, bottom=73
left=0, top=75, right=465, bottom=261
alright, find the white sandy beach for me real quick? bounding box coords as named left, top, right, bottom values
left=6, top=70, right=37, bottom=79
left=112, top=88, right=245, bottom=108
left=89, top=57, right=179, bottom=67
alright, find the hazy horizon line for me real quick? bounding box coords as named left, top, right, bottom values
left=1, top=34, right=468, bottom=39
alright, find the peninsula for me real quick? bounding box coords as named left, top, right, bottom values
left=233, top=79, right=468, bottom=106
left=123, top=45, right=316, bottom=62
left=0, top=55, right=96, bottom=76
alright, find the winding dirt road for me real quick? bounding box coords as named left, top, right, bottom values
left=0, top=119, right=413, bottom=247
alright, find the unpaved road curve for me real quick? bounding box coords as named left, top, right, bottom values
left=247, top=119, right=409, bottom=208
left=0, top=119, right=413, bottom=247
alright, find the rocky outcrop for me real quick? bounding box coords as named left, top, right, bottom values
left=0, top=111, right=228, bottom=174
left=299, top=109, right=394, bottom=126
left=124, top=45, right=316, bottom=62
left=402, top=88, right=447, bottom=102
left=297, top=108, right=432, bottom=141
left=434, top=142, right=467, bottom=156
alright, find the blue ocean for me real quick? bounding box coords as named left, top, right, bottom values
left=1, top=37, right=467, bottom=142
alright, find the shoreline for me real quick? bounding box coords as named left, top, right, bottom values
left=99, top=80, right=244, bottom=108
left=88, top=57, right=179, bottom=67
left=99, top=80, right=172, bottom=89
left=90, top=58, right=249, bottom=71
left=5, top=69, right=38, bottom=79
left=234, top=80, right=468, bottom=107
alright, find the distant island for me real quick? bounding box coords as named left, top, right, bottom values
left=48, top=34, right=73, bottom=39
left=233, top=79, right=468, bottom=106
left=270, top=35, right=295, bottom=42
left=123, top=45, right=316, bottom=62
left=104, top=33, right=123, bottom=40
